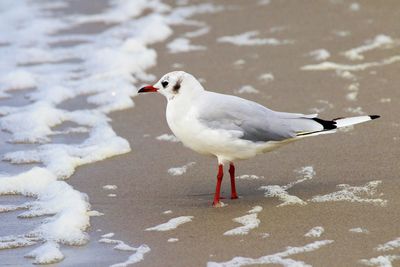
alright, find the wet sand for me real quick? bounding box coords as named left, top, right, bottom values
left=2, top=1, right=400, bottom=266
left=66, top=1, right=400, bottom=266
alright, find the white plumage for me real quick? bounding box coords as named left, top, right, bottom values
left=139, top=71, right=379, bottom=207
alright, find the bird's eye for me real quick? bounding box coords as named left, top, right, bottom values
left=161, top=81, right=169, bottom=88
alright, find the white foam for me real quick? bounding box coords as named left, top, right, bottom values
left=88, top=210, right=104, bottom=217
left=0, top=70, right=37, bottom=98
left=107, top=194, right=117, bottom=198
left=100, top=237, right=151, bottom=267
left=336, top=70, right=357, bottom=80
left=346, top=83, right=359, bottom=101
left=258, top=0, right=271, bottom=5
left=224, top=206, right=262, bottom=236
left=184, top=26, right=210, bottom=38
left=333, top=30, right=351, bottom=37
left=310, top=180, right=387, bottom=206
left=304, top=226, right=324, bottom=238
left=380, top=98, right=391, bottom=103
left=309, top=99, right=334, bottom=113
left=168, top=162, right=195, bottom=176
left=344, top=35, right=395, bottom=61
left=110, top=245, right=151, bottom=267
left=101, top=233, right=115, bottom=238
left=145, top=216, right=194, bottom=231
left=156, top=134, right=180, bottom=143
left=25, top=241, right=64, bottom=265
left=260, top=233, right=270, bottom=239
left=167, top=37, right=206, bottom=53
left=301, top=56, right=400, bottom=71
left=163, top=210, right=173, bottom=214
left=0, top=0, right=190, bottom=263
left=235, top=85, right=259, bottom=94
left=234, top=59, right=246, bottom=68
left=207, top=240, right=334, bottom=267
left=0, top=203, right=28, bottom=213
left=0, top=168, right=90, bottom=251
left=168, top=238, right=179, bottom=243
left=376, top=237, right=400, bottom=252
left=103, top=185, right=118, bottom=190
left=260, top=166, right=315, bottom=207
left=349, top=3, right=360, bottom=12
left=360, top=255, right=400, bottom=267
left=99, top=238, right=136, bottom=252
left=236, top=175, right=264, bottom=180
left=248, top=205, right=263, bottom=214
left=258, top=73, right=274, bottom=83
left=218, top=31, right=292, bottom=46
left=166, top=3, right=224, bottom=26
left=349, top=228, right=369, bottom=234
left=0, top=235, right=37, bottom=249
left=172, top=63, right=184, bottom=69
left=309, top=49, right=331, bottom=61
left=344, top=106, right=365, bottom=115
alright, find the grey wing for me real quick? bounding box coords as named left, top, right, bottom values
left=196, top=92, right=323, bottom=142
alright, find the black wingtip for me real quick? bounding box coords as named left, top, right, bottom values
left=370, top=115, right=380, bottom=120
left=312, top=118, right=337, bottom=130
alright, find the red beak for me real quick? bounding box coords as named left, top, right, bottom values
left=138, top=85, right=158, bottom=93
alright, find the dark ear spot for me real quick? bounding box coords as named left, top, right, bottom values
left=173, top=80, right=181, bottom=92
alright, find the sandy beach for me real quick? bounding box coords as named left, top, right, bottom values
left=1, top=1, right=399, bottom=266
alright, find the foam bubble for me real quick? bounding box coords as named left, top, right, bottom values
left=25, top=241, right=64, bottom=265
left=99, top=237, right=151, bottom=267
left=343, top=35, right=395, bottom=61
left=101, top=233, right=115, bottom=238
left=349, top=3, right=360, bottom=12
left=260, top=166, right=315, bottom=207
left=0, top=235, right=37, bottom=250
left=0, top=0, right=180, bottom=263
left=304, top=226, right=324, bottom=238
left=360, top=255, right=400, bottom=267
left=103, top=185, right=118, bottom=190
left=258, top=73, right=274, bottom=83
left=235, top=85, right=259, bottom=94
left=218, top=31, right=293, bottom=46
left=236, top=174, right=264, bottom=180
left=167, top=38, right=206, bottom=53
left=145, top=216, right=194, bottom=231
left=168, top=162, right=195, bottom=176
left=301, top=56, right=400, bottom=71
left=308, top=49, right=331, bottom=61
left=224, top=206, right=262, bottom=236
left=310, top=180, right=387, bottom=206
left=208, top=240, right=334, bottom=266
left=376, top=237, right=400, bottom=252
left=109, top=245, right=151, bottom=267
left=349, top=228, right=369, bottom=234
left=156, top=134, right=180, bottom=143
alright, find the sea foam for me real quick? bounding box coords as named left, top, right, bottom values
left=0, top=0, right=180, bottom=264
left=223, top=206, right=263, bottom=236
left=260, top=166, right=315, bottom=207
left=208, top=240, right=334, bottom=267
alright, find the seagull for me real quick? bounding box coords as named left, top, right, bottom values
left=138, top=71, right=380, bottom=207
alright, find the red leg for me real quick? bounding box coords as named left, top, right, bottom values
left=229, top=163, right=238, bottom=199
left=212, top=164, right=224, bottom=207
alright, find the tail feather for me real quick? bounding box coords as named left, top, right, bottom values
left=296, top=115, right=380, bottom=137
left=334, top=115, right=380, bottom=128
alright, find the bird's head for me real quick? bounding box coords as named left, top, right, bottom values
left=138, top=71, right=204, bottom=100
